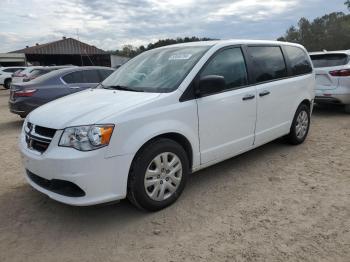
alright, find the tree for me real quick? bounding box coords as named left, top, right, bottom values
left=346, top=0, right=350, bottom=10
left=278, top=12, right=350, bottom=51
left=112, top=36, right=215, bottom=57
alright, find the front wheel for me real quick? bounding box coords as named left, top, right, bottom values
left=127, top=138, right=189, bottom=211
left=286, top=103, right=311, bottom=145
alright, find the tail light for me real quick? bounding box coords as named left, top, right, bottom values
left=14, top=89, right=37, bottom=97
left=329, top=69, right=350, bottom=77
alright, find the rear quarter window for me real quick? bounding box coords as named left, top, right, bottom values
left=310, top=54, right=349, bottom=68
left=284, top=46, right=313, bottom=75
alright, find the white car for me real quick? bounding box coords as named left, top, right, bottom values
left=0, top=66, right=26, bottom=88
left=12, top=66, right=43, bottom=83
left=20, top=40, right=315, bottom=211
left=310, top=50, right=350, bottom=113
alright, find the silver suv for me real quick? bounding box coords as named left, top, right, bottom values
left=310, top=50, right=350, bottom=113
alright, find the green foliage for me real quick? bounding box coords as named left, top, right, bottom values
left=278, top=12, right=350, bottom=51
left=111, top=36, right=215, bottom=57
left=346, top=0, right=350, bottom=10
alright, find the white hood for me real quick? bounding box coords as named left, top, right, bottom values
left=27, top=89, right=161, bottom=129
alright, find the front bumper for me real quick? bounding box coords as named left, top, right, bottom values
left=20, top=129, right=134, bottom=206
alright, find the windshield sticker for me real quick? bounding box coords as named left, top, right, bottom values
left=169, top=54, right=192, bottom=60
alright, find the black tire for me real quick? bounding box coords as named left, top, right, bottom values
left=127, top=138, right=189, bottom=211
left=286, top=103, right=311, bottom=145
left=4, top=78, right=11, bottom=89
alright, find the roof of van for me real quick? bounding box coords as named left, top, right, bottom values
left=157, top=39, right=305, bottom=49
left=309, top=50, right=350, bottom=55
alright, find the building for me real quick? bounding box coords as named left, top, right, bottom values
left=0, top=53, right=26, bottom=66
left=10, top=37, right=111, bottom=67
left=110, top=54, right=130, bottom=68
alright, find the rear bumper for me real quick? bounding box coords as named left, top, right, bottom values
left=11, top=77, right=24, bottom=83
left=315, top=88, right=350, bottom=105
left=8, top=98, right=37, bottom=116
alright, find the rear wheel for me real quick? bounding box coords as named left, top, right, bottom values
left=4, top=78, right=11, bottom=89
left=127, top=138, right=189, bottom=211
left=286, top=103, right=310, bottom=145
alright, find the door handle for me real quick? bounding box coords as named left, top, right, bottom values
left=69, top=86, right=81, bottom=89
left=242, top=94, right=255, bottom=101
left=259, top=90, right=270, bottom=97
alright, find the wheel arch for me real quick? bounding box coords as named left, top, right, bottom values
left=288, top=98, right=312, bottom=131
left=131, top=132, right=194, bottom=171
left=300, top=99, right=311, bottom=110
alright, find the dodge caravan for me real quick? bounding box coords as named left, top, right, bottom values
left=20, top=40, right=315, bottom=211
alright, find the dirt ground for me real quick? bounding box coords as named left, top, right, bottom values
left=0, top=87, right=349, bottom=262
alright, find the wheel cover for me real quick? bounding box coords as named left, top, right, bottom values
left=295, top=110, right=309, bottom=139
left=144, top=152, right=182, bottom=201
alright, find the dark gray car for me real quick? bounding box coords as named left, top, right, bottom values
left=9, top=66, right=114, bottom=117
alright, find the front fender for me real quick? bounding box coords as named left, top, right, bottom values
left=105, top=101, right=200, bottom=169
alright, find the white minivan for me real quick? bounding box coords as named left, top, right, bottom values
left=20, top=40, right=315, bottom=211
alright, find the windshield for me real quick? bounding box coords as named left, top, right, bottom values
left=310, top=54, right=349, bottom=68
left=29, top=69, right=48, bottom=78
left=101, top=45, right=211, bottom=92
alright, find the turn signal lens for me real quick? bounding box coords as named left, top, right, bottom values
left=100, top=126, right=114, bottom=145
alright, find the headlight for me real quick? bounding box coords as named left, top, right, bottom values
left=59, top=125, right=114, bottom=151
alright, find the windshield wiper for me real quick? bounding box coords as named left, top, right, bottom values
left=102, top=85, right=144, bottom=92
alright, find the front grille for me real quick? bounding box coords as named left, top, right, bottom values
left=35, top=125, right=56, bottom=138
left=25, top=122, right=56, bottom=153
left=27, top=170, right=86, bottom=197
left=25, top=135, right=51, bottom=153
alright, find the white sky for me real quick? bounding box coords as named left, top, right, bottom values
left=0, top=0, right=348, bottom=52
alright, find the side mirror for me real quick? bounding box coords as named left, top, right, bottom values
left=196, top=75, right=226, bottom=97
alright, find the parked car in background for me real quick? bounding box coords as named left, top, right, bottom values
left=0, top=66, right=26, bottom=88
left=9, top=66, right=114, bottom=117
left=12, top=66, right=44, bottom=83
left=22, top=65, right=76, bottom=82
left=310, top=50, right=350, bottom=113
left=19, top=40, right=315, bottom=211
